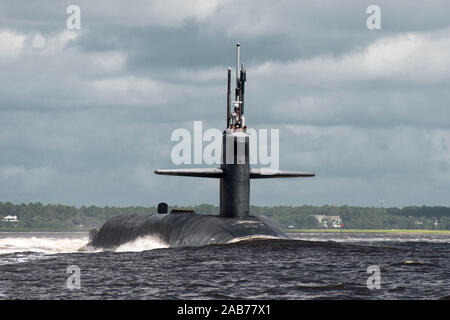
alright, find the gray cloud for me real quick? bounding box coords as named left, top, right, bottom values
left=0, top=1, right=449, bottom=207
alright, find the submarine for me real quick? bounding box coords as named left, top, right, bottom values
left=87, top=44, right=315, bottom=250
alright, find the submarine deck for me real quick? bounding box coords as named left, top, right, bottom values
left=90, top=213, right=286, bottom=249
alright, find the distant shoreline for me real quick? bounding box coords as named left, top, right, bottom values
left=1, top=228, right=449, bottom=234
left=2, top=203, right=450, bottom=231
left=286, top=229, right=450, bottom=234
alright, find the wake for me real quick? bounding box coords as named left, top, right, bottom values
left=0, top=235, right=89, bottom=255
left=0, top=233, right=169, bottom=256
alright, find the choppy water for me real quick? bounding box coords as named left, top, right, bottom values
left=0, top=231, right=449, bottom=299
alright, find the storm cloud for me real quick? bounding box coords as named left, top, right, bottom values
left=0, top=0, right=449, bottom=207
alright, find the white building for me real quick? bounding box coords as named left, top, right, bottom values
left=313, top=215, right=342, bottom=228
left=2, top=215, right=19, bottom=222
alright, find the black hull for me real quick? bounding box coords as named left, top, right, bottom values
left=89, top=213, right=286, bottom=249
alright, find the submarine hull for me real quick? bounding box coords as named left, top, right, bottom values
left=89, top=213, right=287, bottom=249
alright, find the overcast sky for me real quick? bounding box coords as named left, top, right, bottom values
left=1, top=1, right=449, bottom=208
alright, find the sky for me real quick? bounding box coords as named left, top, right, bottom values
left=0, top=0, right=449, bottom=208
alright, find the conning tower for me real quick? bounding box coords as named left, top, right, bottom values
left=155, top=44, right=314, bottom=219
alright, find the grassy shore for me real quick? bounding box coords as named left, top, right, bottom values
left=286, top=229, right=450, bottom=234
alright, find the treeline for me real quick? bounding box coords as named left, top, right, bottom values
left=253, top=205, right=450, bottom=230
left=0, top=202, right=216, bottom=229
left=0, top=202, right=450, bottom=230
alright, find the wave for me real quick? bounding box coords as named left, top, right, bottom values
left=114, top=235, right=169, bottom=252
left=0, top=234, right=171, bottom=267
left=389, top=260, right=437, bottom=267
left=227, top=234, right=281, bottom=244
left=0, top=252, right=52, bottom=266
left=287, top=233, right=450, bottom=243
left=0, top=236, right=89, bottom=255
left=1, top=230, right=448, bottom=257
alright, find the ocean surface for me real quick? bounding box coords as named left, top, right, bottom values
left=0, top=231, right=449, bottom=300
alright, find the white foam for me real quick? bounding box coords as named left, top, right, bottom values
left=114, top=235, right=169, bottom=252
left=228, top=234, right=280, bottom=243
left=0, top=252, right=52, bottom=266
left=0, top=236, right=89, bottom=255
